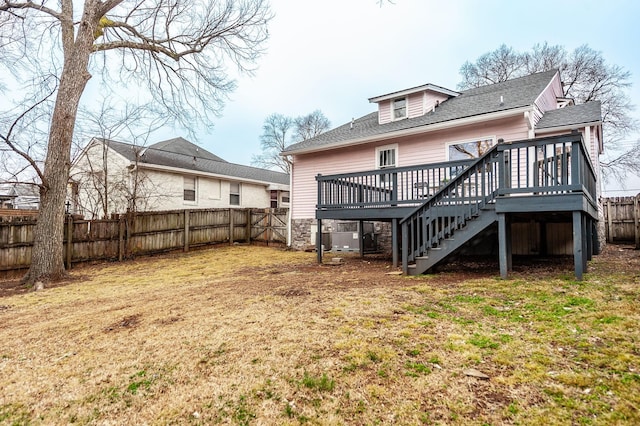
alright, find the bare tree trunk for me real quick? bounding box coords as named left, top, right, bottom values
left=23, top=4, right=99, bottom=287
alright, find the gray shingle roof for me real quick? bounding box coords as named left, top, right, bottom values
left=149, top=137, right=227, bottom=162
left=100, top=138, right=289, bottom=185
left=283, top=70, right=559, bottom=154
left=535, top=101, right=602, bottom=129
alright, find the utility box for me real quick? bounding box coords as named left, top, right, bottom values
left=331, top=221, right=378, bottom=253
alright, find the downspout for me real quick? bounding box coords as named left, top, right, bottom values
left=287, top=163, right=293, bottom=247
left=524, top=111, right=535, bottom=139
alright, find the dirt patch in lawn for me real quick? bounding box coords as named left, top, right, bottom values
left=0, top=244, right=638, bottom=425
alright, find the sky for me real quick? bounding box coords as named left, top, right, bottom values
left=171, top=0, right=640, bottom=196
left=2, top=0, right=639, bottom=195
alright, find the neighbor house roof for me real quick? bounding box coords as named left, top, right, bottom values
left=148, top=137, right=227, bottom=162
left=283, top=69, right=560, bottom=155
left=535, top=101, right=602, bottom=130
left=96, top=138, right=289, bottom=186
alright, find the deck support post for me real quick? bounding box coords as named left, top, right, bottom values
left=359, top=220, right=364, bottom=258
left=586, top=217, right=593, bottom=261
left=572, top=211, right=584, bottom=280
left=392, top=218, right=398, bottom=268
left=401, top=222, right=408, bottom=274
left=498, top=213, right=512, bottom=279
left=316, top=218, right=323, bottom=264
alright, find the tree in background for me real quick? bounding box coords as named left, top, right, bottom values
left=458, top=43, right=638, bottom=181
left=252, top=110, right=330, bottom=174
left=0, top=0, right=271, bottom=287
left=70, top=101, right=168, bottom=219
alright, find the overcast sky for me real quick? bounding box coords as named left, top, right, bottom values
left=5, top=1, right=638, bottom=194
left=179, top=0, right=640, bottom=195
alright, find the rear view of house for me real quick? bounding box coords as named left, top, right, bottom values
left=283, top=70, right=603, bottom=279
left=70, top=137, right=290, bottom=219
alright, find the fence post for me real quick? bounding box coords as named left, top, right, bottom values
left=635, top=195, right=639, bottom=249
left=118, top=215, right=125, bottom=261
left=229, top=208, right=234, bottom=245
left=184, top=209, right=190, bottom=252
left=66, top=215, right=73, bottom=270
left=606, top=199, right=613, bottom=243
left=267, top=208, right=272, bottom=247
left=246, top=209, right=252, bottom=244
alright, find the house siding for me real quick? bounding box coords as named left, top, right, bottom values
left=378, top=100, right=392, bottom=124
left=132, top=170, right=272, bottom=211
left=71, top=141, right=136, bottom=218
left=407, top=93, right=423, bottom=118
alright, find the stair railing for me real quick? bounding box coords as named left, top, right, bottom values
left=400, top=144, right=502, bottom=273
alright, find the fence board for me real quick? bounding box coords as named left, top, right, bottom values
left=603, top=195, right=640, bottom=248
left=0, top=208, right=289, bottom=276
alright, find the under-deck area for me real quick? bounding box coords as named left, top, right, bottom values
left=315, top=132, right=599, bottom=279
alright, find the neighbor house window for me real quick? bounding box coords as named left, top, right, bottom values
left=393, top=97, right=407, bottom=120
left=281, top=191, right=290, bottom=204
left=184, top=176, right=196, bottom=201
left=447, top=137, right=495, bottom=161
left=270, top=190, right=278, bottom=208
left=230, top=182, right=240, bottom=206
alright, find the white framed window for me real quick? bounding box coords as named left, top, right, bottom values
left=446, top=137, right=496, bottom=161
left=393, top=97, right=407, bottom=120
left=230, top=182, right=240, bottom=206
left=375, top=144, right=398, bottom=185
left=183, top=176, right=196, bottom=202
left=376, top=144, right=398, bottom=169
left=281, top=191, right=290, bottom=204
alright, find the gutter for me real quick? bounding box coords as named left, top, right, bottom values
left=535, top=121, right=602, bottom=135
left=134, top=162, right=290, bottom=188
left=283, top=106, right=532, bottom=156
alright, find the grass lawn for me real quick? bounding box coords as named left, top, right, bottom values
left=0, top=245, right=639, bottom=425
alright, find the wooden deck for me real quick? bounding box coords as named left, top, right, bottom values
left=315, top=132, right=599, bottom=279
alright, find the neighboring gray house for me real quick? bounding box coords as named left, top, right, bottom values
left=70, top=137, right=289, bottom=219
left=0, top=183, right=40, bottom=210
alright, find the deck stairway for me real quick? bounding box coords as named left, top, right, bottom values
left=401, top=145, right=501, bottom=275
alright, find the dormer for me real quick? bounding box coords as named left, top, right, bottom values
left=368, top=83, right=460, bottom=125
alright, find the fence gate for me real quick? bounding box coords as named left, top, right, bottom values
left=250, top=208, right=288, bottom=244
left=603, top=195, right=640, bottom=248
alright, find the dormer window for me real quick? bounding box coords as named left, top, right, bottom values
left=393, top=98, right=407, bottom=120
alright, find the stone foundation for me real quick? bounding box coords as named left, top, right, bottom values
left=291, top=218, right=394, bottom=255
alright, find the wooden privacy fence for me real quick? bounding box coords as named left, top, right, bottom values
left=603, top=195, right=640, bottom=248
left=0, top=208, right=289, bottom=275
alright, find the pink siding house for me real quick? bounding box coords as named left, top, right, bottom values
left=282, top=70, right=603, bottom=279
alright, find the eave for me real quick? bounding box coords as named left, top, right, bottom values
left=368, top=84, right=460, bottom=103
left=535, top=121, right=602, bottom=135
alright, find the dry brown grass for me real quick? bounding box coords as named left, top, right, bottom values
left=1, top=244, right=639, bottom=425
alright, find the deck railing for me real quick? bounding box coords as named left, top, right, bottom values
left=315, top=132, right=597, bottom=214
left=316, top=159, right=475, bottom=210
left=497, top=132, right=597, bottom=202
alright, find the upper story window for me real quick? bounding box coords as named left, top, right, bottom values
left=393, top=97, right=407, bottom=120
left=447, top=138, right=495, bottom=161
left=230, top=182, right=240, bottom=206
left=183, top=176, right=196, bottom=202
